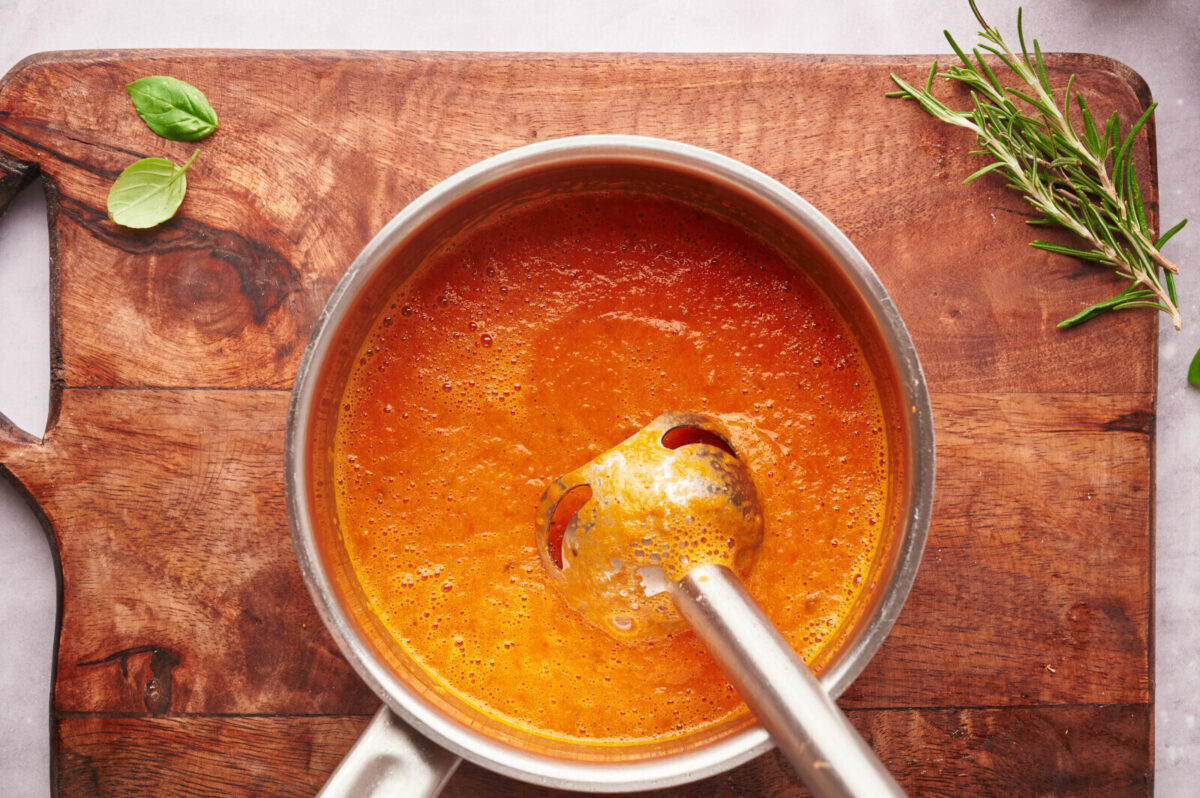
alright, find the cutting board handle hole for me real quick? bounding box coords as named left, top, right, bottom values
left=0, top=175, right=51, bottom=442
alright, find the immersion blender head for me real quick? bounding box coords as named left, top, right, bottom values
left=535, top=411, right=764, bottom=640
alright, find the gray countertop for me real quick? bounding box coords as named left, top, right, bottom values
left=1, top=0, right=1196, bottom=794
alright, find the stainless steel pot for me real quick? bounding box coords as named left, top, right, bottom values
left=285, top=135, right=935, bottom=795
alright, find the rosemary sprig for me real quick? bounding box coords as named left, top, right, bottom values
left=887, top=1, right=1185, bottom=329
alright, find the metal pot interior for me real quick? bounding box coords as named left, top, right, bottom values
left=287, top=136, right=933, bottom=791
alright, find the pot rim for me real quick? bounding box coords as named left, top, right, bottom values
left=285, top=134, right=935, bottom=791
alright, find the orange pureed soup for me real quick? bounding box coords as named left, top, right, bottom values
left=334, top=189, right=888, bottom=743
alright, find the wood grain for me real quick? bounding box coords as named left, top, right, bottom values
left=54, top=706, right=1149, bottom=797
left=0, top=53, right=1155, bottom=393
left=0, top=51, right=1156, bottom=795
left=845, top=392, right=1152, bottom=709
left=0, top=388, right=1151, bottom=715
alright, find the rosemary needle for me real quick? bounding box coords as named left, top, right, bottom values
left=887, top=1, right=1186, bottom=330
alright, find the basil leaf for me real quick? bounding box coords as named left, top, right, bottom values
left=107, top=150, right=197, bottom=229
left=1189, top=346, right=1200, bottom=385
left=126, top=76, right=218, bottom=141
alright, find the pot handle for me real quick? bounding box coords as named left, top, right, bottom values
left=320, top=706, right=462, bottom=798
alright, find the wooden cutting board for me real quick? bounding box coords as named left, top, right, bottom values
left=0, top=51, right=1155, bottom=796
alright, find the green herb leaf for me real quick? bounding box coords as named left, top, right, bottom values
left=107, top=150, right=197, bottom=229
left=962, top=160, right=1007, bottom=184
left=126, top=76, right=218, bottom=141
left=889, top=3, right=1185, bottom=330
left=1057, top=287, right=1154, bottom=328
left=1189, top=347, right=1200, bottom=385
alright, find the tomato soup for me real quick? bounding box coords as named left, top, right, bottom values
left=334, top=190, right=888, bottom=743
